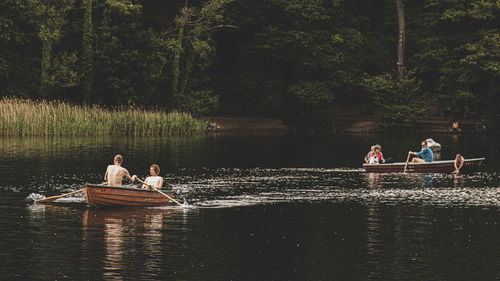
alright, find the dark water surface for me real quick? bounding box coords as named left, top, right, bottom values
left=0, top=134, right=499, bottom=280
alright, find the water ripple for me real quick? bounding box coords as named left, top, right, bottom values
left=21, top=168, right=500, bottom=208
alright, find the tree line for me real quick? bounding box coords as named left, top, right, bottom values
left=1, top=0, right=499, bottom=130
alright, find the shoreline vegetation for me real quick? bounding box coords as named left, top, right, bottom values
left=0, top=98, right=205, bottom=136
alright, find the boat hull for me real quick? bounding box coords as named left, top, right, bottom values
left=363, top=158, right=485, bottom=173
left=84, top=184, right=175, bottom=208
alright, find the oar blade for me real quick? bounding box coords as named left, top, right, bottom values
left=34, top=189, right=84, bottom=204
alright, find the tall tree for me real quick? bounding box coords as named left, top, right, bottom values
left=214, top=0, right=368, bottom=122
left=171, top=0, right=188, bottom=100
left=0, top=0, right=39, bottom=97
left=442, top=0, right=500, bottom=118
left=396, top=0, right=405, bottom=80
left=94, top=0, right=161, bottom=105
left=27, top=0, right=75, bottom=97
left=154, top=0, right=234, bottom=113
left=82, top=0, right=94, bottom=103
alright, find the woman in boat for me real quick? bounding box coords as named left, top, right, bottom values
left=142, top=164, right=164, bottom=189
left=368, top=153, right=380, bottom=164
left=454, top=154, right=465, bottom=173
left=375, top=145, right=387, bottom=163
left=367, top=145, right=385, bottom=164
left=364, top=145, right=376, bottom=164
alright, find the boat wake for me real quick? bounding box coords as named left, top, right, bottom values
left=169, top=168, right=500, bottom=208
left=26, top=193, right=46, bottom=203
left=177, top=187, right=500, bottom=209
left=24, top=168, right=500, bottom=209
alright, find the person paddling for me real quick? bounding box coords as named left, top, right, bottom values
left=409, top=140, right=433, bottom=163
left=104, top=154, right=137, bottom=187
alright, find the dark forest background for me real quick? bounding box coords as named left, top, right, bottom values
left=1, top=0, right=500, bottom=130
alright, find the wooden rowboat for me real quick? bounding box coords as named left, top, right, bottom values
left=363, top=158, right=485, bottom=173
left=84, top=183, right=176, bottom=208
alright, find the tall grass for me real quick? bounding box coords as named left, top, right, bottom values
left=0, top=98, right=205, bottom=136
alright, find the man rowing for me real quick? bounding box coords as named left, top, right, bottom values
left=409, top=140, right=433, bottom=163
left=104, top=154, right=137, bottom=187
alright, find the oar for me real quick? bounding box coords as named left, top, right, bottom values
left=403, top=152, right=411, bottom=173
left=136, top=178, right=184, bottom=206
left=35, top=182, right=107, bottom=204
left=35, top=188, right=84, bottom=203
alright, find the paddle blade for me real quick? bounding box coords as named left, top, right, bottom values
left=34, top=189, right=84, bottom=204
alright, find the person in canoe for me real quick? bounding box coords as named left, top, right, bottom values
left=141, top=164, right=164, bottom=190
left=104, top=154, right=137, bottom=187
left=454, top=153, right=465, bottom=173
left=409, top=140, right=434, bottom=163
left=364, top=145, right=376, bottom=164
left=368, top=145, right=386, bottom=164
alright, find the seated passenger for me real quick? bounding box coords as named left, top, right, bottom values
left=365, top=145, right=376, bottom=164
left=368, top=154, right=380, bottom=164
left=367, top=145, right=386, bottom=164
left=373, top=145, right=386, bottom=163
left=142, top=164, right=164, bottom=189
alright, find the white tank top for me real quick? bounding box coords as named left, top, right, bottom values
left=145, top=176, right=162, bottom=187
left=369, top=155, right=379, bottom=164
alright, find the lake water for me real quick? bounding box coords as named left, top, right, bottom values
left=0, top=134, right=498, bottom=280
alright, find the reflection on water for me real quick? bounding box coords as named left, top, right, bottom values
left=0, top=135, right=215, bottom=192
left=366, top=204, right=384, bottom=280
left=82, top=208, right=191, bottom=280
left=25, top=168, right=499, bottom=208
left=16, top=197, right=496, bottom=280
left=1, top=134, right=500, bottom=280
left=366, top=173, right=384, bottom=189
left=366, top=172, right=434, bottom=189
left=173, top=168, right=499, bottom=208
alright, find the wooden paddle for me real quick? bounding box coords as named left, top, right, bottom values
left=35, top=188, right=84, bottom=203
left=403, top=152, right=411, bottom=173
left=35, top=182, right=107, bottom=204
left=136, top=178, right=183, bottom=206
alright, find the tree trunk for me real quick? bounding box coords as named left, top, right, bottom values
left=40, top=39, right=52, bottom=97
left=180, top=49, right=194, bottom=96
left=171, top=26, right=184, bottom=98
left=396, top=0, right=405, bottom=80
left=171, top=0, right=189, bottom=105
left=82, top=0, right=94, bottom=103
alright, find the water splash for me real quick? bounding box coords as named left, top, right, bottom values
left=26, top=193, right=46, bottom=203
left=21, top=168, right=500, bottom=208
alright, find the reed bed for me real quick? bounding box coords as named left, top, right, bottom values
left=0, top=98, right=205, bottom=136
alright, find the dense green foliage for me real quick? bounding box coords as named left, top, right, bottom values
left=1, top=0, right=500, bottom=130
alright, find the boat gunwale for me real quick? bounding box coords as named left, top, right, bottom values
left=84, top=183, right=172, bottom=193
left=363, top=157, right=485, bottom=167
